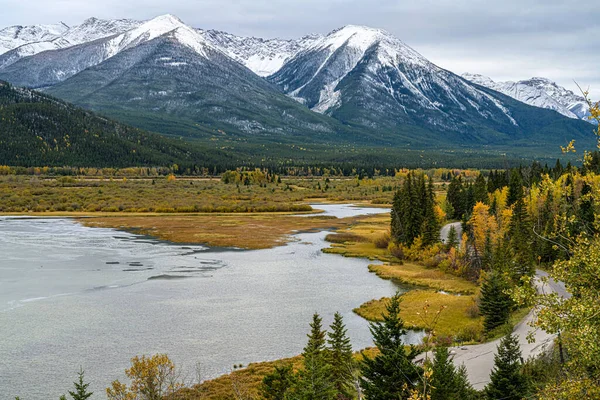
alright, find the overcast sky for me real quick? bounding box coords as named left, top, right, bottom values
left=2, top=0, right=599, bottom=98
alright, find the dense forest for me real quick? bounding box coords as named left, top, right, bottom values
left=0, top=81, right=229, bottom=168
left=1, top=81, right=593, bottom=171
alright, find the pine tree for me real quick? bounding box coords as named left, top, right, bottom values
left=454, top=364, right=477, bottom=400
left=360, top=293, right=421, bottom=400
left=327, top=312, right=355, bottom=399
left=473, top=174, right=488, bottom=204
left=260, top=364, right=296, bottom=400
left=479, top=271, right=513, bottom=332
left=295, top=313, right=336, bottom=400
left=507, top=169, right=524, bottom=207
left=68, top=369, right=93, bottom=400
left=430, top=347, right=458, bottom=400
left=446, top=225, right=458, bottom=250
left=485, top=334, right=530, bottom=399
left=428, top=349, right=477, bottom=400
left=447, top=176, right=465, bottom=219
left=508, top=197, right=534, bottom=280
left=423, top=177, right=441, bottom=246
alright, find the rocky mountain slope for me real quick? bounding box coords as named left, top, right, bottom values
left=0, top=18, right=140, bottom=70
left=463, top=73, right=592, bottom=123
left=199, top=29, right=321, bottom=77
left=0, top=15, right=595, bottom=156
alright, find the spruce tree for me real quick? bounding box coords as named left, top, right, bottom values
left=295, top=313, right=335, bottom=400
left=454, top=364, right=477, bottom=400
left=447, top=176, right=465, bottom=219
left=485, top=334, right=530, bottom=399
left=507, top=169, right=524, bottom=207
left=260, top=364, right=296, bottom=400
left=360, top=293, right=421, bottom=400
left=446, top=225, right=458, bottom=250
left=68, top=369, right=93, bottom=400
left=473, top=174, right=488, bottom=204
left=479, top=271, right=512, bottom=332
left=430, top=346, right=457, bottom=400
left=428, top=350, right=477, bottom=400
left=327, top=312, right=355, bottom=399
left=508, top=197, right=534, bottom=280
left=422, top=177, right=440, bottom=246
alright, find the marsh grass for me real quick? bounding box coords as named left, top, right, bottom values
left=353, top=290, right=483, bottom=340
left=368, top=263, right=477, bottom=294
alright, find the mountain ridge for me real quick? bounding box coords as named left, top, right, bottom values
left=0, top=14, right=596, bottom=160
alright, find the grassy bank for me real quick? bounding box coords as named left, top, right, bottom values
left=80, top=213, right=360, bottom=249
left=0, top=175, right=397, bottom=214
left=368, top=263, right=477, bottom=294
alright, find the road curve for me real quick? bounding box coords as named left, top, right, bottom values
left=420, top=224, right=567, bottom=390
left=439, top=221, right=462, bottom=244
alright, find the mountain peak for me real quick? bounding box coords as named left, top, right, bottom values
left=150, top=14, right=185, bottom=26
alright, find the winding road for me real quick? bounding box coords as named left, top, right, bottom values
left=421, top=224, right=569, bottom=390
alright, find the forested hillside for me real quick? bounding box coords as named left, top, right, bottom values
left=0, top=80, right=224, bottom=168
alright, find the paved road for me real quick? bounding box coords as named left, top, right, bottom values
left=422, top=224, right=569, bottom=390
left=439, top=221, right=462, bottom=244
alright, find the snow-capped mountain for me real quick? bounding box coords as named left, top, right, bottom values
left=198, top=30, right=322, bottom=76
left=522, top=77, right=591, bottom=120
left=269, top=25, right=525, bottom=136
left=463, top=73, right=592, bottom=123
left=0, top=15, right=594, bottom=151
left=0, top=18, right=141, bottom=69
left=0, top=15, right=217, bottom=87
left=0, top=22, right=68, bottom=54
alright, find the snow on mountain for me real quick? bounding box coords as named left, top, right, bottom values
left=0, top=18, right=142, bottom=69
left=463, top=73, right=593, bottom=122
left=269, top=25, right=521, bottom=133
left=0, top=14, right=218, bottom=88
left=521, top=77, right=591, bottom=120
left=61, top=17, right=141, bottom=44
left=198, top=29, right=322, bottom=76
left=0, top=23, right=68, bottom=54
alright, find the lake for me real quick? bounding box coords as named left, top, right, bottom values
left=0, top=204, right=422, bottom=399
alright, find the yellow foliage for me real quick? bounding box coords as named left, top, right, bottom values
left=468, top=202, right=498, bottom=254
left=106, top=354, right=183, bottom=400
left=434, top=204, right=446, bottom=222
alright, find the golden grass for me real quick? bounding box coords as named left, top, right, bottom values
left=368, top=263, right=477, bottom=294
left=176, top=356, right=303, bottom=400
left=322, top=213, right=396, bottom=261
left=81, top=213, right=357, bottom=249
left=176, top=349, right=380, bottom=400
left=354, top=290, right=483, bottom=340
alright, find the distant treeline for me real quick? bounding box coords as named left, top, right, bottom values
left=1, top=154, right=598, bottom=177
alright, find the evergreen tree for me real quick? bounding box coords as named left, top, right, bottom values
left=508, top=197, right=534, bottom=280
left=473, top=174, right=488, bottom=204
left=327, top=312, right=355, bottom=399
left=295, top=313, right=336, bottom=400
left=428, top=349, right=478, bottom=400
left=68, top=369, right=93, bottom=400
left=447, top=176, right=465, bottom=219
left=446, top=225, right=459, bottom=250
left=485, top=334, right=530, bottom=399
left=260, top=364, right=296, bottom=400
left=360, top=293, right=421, bottom=400
left=507, top=169, right=524, bottom=207
left=479, top=271, right=513, bottom=332
left=422, top=177, right=441, bottom=246
left=430, top=346, right=458, bottom=400
left=454, top=365, right=477, bottom=400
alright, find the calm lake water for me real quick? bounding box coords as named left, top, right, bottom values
left=0, top=204, right=422, bottom=399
